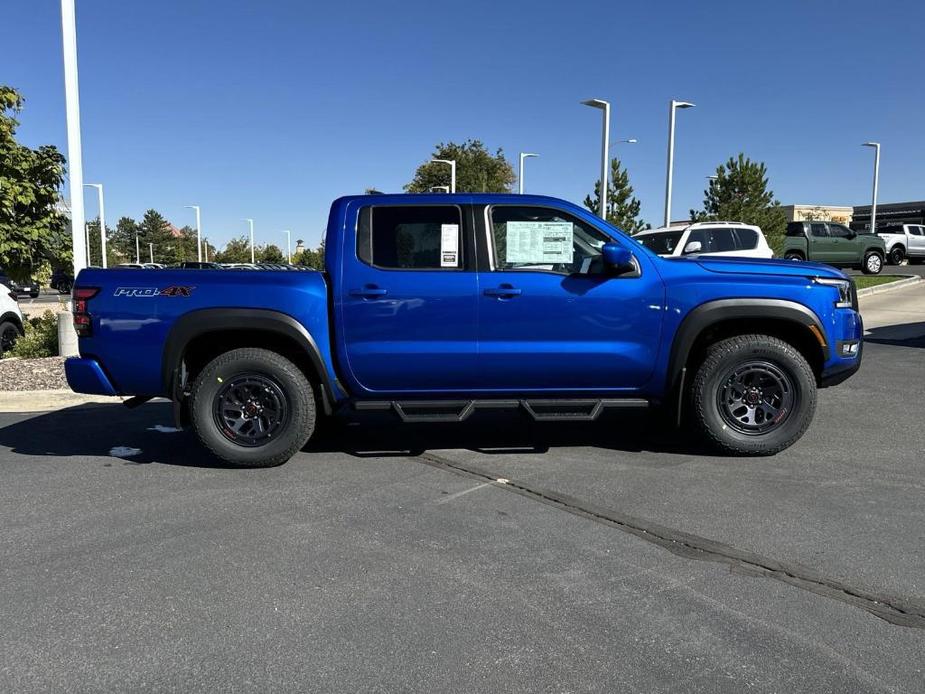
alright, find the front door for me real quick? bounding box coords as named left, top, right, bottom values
left=339, top=202, right=478, bottom=394
left=827, top=223, right=859, bottom=264
left=475, top=204, right=664, bottom=392
left=808, top=222, right=838, bottom=263
left=909, top=226, right=925, bottom=257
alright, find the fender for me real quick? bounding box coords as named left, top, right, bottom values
left=666, top=298, right=830, bottom=396
left=162, top=307, right=335, bottom=413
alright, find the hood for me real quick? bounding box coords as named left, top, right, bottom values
left=688, top=255, right=848, bottom=280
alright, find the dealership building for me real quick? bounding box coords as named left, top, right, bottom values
left=851, top=201, right=925, bottom=232
left=781, top=205, right=853, bottom=225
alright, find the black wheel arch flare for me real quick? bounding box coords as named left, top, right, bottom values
left=162, top=308, right=335, bottom=414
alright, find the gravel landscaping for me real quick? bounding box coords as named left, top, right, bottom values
left=0, top=356, right=68, bottom=391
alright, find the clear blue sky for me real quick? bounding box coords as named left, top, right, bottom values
left=4, top=0, right=924, bottom=249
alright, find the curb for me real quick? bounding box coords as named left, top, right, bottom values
left=0, top=390, right=126, bottom=413
left=856, top=275, right=923, bottom=298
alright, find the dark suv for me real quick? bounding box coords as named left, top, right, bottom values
left=783, top=221, right=885, bottom=274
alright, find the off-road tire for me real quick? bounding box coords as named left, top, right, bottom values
left=189, top=347, right=316, bottom=467
left=889, top=246, right=905, bottom=265
left=784, top=251, right=804, bottom=262
left=0, top=321, right=20, bottom=355
left=689, top=334, right=816, bottom=456
left=861, top=250, right=883, bottom=275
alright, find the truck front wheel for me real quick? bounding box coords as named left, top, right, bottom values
left=889, top=246, right=905, bottom=265
left=862, top=251, right=883, bottom=275
left=189, top=348, right=316, bottom=467
left=689, top=335, right=816, bottom=456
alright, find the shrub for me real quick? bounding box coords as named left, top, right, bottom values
left=4, top=310, right=59, bottom=359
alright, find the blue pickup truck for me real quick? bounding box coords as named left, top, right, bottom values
left=66, top=194, right=863, bottom=467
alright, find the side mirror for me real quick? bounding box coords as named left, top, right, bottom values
left=846, top=231, right=857, bottom=240
left=683, top=240, right=702, bottom=255
left=601, top=243, right=637, bottom=275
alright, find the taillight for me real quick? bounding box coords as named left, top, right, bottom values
left=72, top=287, right=99, bottom=337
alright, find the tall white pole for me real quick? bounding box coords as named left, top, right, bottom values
left=518, top=153, right=538, bottom=195
left=431, top=159, right=456, bottom=194
left=84, top=184, right=106, bottom=268
left=282, top=230, right=291, bottom=263
left=61, top=0, right=86, bottom=277
left=245, top=218, right=255, bottom=263
left=84, top=222, right=91, bottom=265
left=149, top=243, right=154, bottom=264
left=664, top=100, right=695, bottom=227
left=581, top=99, right=611, bottom=218
left=135, top=232, right=140, bottom=264
left=185, top=205, right=202, bottom=262
left=863, top=142, right=880, bottom=233
left=203, top=240, right=209, bottom=262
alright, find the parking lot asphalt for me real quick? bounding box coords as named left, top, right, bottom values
left=1, top=309, right=924, bottom=691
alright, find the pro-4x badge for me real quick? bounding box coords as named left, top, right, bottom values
left=114, top=286, right=195, bottom=298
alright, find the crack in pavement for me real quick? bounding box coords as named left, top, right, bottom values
left=415, top=452, right=925, bottom=629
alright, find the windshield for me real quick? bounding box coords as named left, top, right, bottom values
left=636, top=231, right=683, bottom=255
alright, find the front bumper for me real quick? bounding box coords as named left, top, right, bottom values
left=65, top=357, right=118, bottom=396
left=819, top=310, right=863, bottom=387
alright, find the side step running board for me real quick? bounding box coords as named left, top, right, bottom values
left=353, top=398, right=649, bottom=423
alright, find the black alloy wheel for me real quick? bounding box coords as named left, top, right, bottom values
left=212, top=373, right=290, bottom=447
left=716, top=360, right=794, bottom=435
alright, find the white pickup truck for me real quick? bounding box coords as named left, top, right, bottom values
left=876, top=223, right=925, bottom=265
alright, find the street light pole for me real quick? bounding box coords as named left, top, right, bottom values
left=84, top=183, right=106, bottom=268
left=518, top=153, right=539, bottom=195
left=282, top=230, right=291, bottom=264
left=84, top=222, right=91, bottom=265
left=185, top=205, right=202, bottom=262
left=431, top=159, right=456, bottom=193
left=581, top=99, right=611, bottom=219
left=135, top=232, right=140, bottom=264
left=60, top=0, right=86, bottom=277
left=245, top=219, right=255, bottom=263
left=149, top=243, right=154, bottom=264
left=862, top=142, right=881, bottom=233
left=664, top=99, right=695, bottom=227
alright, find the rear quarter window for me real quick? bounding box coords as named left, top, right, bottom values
left=735, top=228, right=759, bottom=249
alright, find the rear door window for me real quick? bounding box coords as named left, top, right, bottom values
left=708, top=228, right=737, bottom=252
left=358, top=205, right=463, bottom=270
left=810, top=223, right=828, bottom=238
left=735, top=228, right=758, bottom=249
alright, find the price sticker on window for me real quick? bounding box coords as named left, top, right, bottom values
left=505, top=222, right=574, bottom=264
left=440, top=224, right=459, bottom=267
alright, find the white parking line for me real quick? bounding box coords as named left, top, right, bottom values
left=435, top=482, right=494, bottom=505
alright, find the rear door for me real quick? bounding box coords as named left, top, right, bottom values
left=338, top=202, right=479, bottom=394
left=475, top=203, right=664, bottom=391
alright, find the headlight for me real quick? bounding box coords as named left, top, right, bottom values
left=814, top=277, right=853, bottom=308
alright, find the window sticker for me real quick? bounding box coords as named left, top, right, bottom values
left=504, top=222, right=574, bottom=264
left=440, top=223, right=459, bottom=267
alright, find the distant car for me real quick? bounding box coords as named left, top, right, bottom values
left=177, top=262, right=222, bottom=269
left=51, top=268, right=74, bottom=294
left=0, top=271, right=40, bottom=299
left=874, top=223, right=925, bottom=265
left=0, top=281, right=24, bottom=355
left=634, top=222, right=773, bottom=259
left=116, top=263, right=147, bottom=269
left=222, top=263, right=260, bottom=270
left=783, top=221, right=885, bottom=274
left=143, top=263, right=166, bottom=270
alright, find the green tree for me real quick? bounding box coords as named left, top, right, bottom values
left=296, top=239, right=325, bottom=270
left=136, top=209, right=174, bottom=263
left=108, top=216, right=139, bottom=262
left=258, top=244, right=285, bottom=263
left=583, top=157, right=648, bottom=233
left=85, top=218, right=121, bottom=267
left=0, top=86, right=70, bottom=279
left=405, top=140, right=515, bottom=193
left=215, top=235, right=254, bottom=264
left=690, top=154, right=787, bottom=255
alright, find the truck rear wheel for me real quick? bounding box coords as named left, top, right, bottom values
left=784, top=251, right=804, bottom=261
left=689, top=335, right=816, bottom=456
left=189, top=347, right=316, bottom=467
